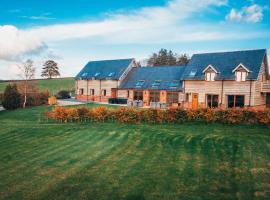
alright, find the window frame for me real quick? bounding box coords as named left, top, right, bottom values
left=101, top=89, right=107, bottom=96
left=90, top=89, right=95, bottom=96
left=205, top=72, right=216, bottom=81
left=206, top=94, right=219, bottom=108
left=167, top=92, right=179, bottom=104
left=227, top=95, right=245, bottom=108
left=149, top=91, right=160, bottom=103
left=134, top=91, right=143, bottom=101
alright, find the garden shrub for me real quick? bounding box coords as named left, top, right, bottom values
left=46, top=106, right=270, bottom=125
left=2, top=84, right=21, bottom=110
left=56, top=90, right=71, bottom=99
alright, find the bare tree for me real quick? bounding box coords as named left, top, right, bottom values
left=18, top=59, right=36, bottom=108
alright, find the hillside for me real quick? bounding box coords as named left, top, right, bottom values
left=0, top=77, right=75, bottom=95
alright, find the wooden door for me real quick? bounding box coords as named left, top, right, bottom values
left=111, top=88, right=117, bottom=98
left=192, top=93, right=199, bottom=109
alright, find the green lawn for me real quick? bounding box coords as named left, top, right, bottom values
left=0, top=77, right=75, bottom=95
left=0, top=105, right=269, bottom=200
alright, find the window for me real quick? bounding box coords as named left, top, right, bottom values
left=185, top=93, right=189, bottom=102
left=127, top=90, right=130, bottom=98
left=90, top=89, right=95, bottom=96
left=227, top=95, right=245, bottom=108
left=134, top=91, right=143, bottom=100
left=79, top=89, right=84, bottom=95
left=167, top=92, right=179, bottom=104
left=151, top=80, right=161, bottom=87
left=102, top=89, right=107, bottom=96
left=206, top=95, right=218, bottom=108
left=235, top=71, right=247, bottom=82
left=205, top=72, right=216, bottom=81
left=135, top=80, right=145, bottom=88
left=150, top=91, right=160, bottom=102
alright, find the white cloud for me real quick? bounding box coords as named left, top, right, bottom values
left=226, top=4, right=264, bottom=23
left=0, top=25, right=47, bottom=61
left=0, top=0, right=229, bottom=61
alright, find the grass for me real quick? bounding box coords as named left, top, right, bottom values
left=0, top=105, right=269, bottom=200
left=0, top=77, right=75, bottom=95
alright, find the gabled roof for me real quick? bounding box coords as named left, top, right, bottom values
left=182, top=49, right=266, bottom=80
left=75, top=58, right=134, bottom=80
left=232, top=63, right=251, bottom=72
left=203, top=64, right=218, bottom=73
left=119, top=66, right=186, bottom=91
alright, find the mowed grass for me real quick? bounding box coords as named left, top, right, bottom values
left=0, top=106, right=270, bottom=200
left=0, top=77, right=75, bottom=95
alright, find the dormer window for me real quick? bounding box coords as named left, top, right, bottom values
left=235, top=71, right=247, bottom=82
left=232, top=64, right=250, bottom=82
left=203, top=65, right=218, bottom=82
left=205, top=72, right=216, bottom=81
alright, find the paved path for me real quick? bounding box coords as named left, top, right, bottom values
left=57, top=98, right=86, bottom=106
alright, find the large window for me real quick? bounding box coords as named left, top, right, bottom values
left=235, top=71, right=247, bottom=82
left=134, top=91, right=143, bottom=101
left=227, top=95, right=245, bottom=108
left=150, top=91, right=160, bottom=102
left=167, top=92, right=179, bottom=104
left=206, top=94, right=219, bottom=108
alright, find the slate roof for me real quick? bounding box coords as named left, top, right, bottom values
left=119, top=66, right=186, bottom=91
left=182, top=49, right=267, bottom=80
left=75, top=58, right=134, bottom=80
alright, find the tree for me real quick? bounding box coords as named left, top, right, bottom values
left=177, top=54, right=190, bottom=65
left=147, top=49, right=179, bottom=66
left=18, top=59, right=36, bottom=108
left=41, top=60, right=60, bottom=79
left=2, top=84, right=21, bottom=110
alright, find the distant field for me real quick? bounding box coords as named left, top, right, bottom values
left=0, top=77, right=75, bottom=95
left=0, top=105, right=269, bottom=199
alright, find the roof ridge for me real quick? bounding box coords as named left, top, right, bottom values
left=87, top=58, right=134, bottom=63
left=192, top=49, right=266, bottom=56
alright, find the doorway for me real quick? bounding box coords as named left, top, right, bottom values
left=192, top=93, right=199, bottom=109
left=266, top=93, right=270, bottom=108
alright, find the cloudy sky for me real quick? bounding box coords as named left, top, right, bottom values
left=0, top=0, right=269, bottom=79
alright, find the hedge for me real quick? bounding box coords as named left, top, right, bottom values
left=45, top=106, right=270, bottom=125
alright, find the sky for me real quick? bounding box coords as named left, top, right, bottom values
left=0, top=0, right=269, bottom=79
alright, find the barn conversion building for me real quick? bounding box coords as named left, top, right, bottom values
left=75, top=49, right=270, bottom=109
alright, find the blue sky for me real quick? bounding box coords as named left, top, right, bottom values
left=0, top=0, right=269, bottom=79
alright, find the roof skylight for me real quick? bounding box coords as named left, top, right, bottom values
left=94, top=72, right=100, bottom=77
left=135, top=80, right=145, bottom=88
left=189, top=70, right=197, bottom=77
left=151, top=80, right=161, bottom=87
left=108, top=72, right=115, bottom=77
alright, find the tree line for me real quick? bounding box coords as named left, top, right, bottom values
left=146, top=49, right=190, bottom=66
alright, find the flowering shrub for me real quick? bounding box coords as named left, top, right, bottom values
left=45, top=106, right=270, bottom=125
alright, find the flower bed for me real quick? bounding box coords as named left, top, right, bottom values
left=45, top=106, right=270, bottom=125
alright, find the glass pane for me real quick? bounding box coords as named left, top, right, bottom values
left=212, top=95, right=218, bottom=107
left=150, top=92, right=160, bottom=102
left=134, top=91, right=143, bottom=100
left=207, top=95, right=212, bottom=107
left=227, top=95, right=234, bottom=108
left=235, top=95, right=244, bottom=107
